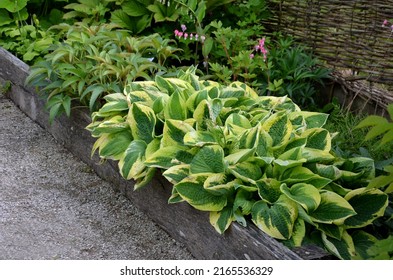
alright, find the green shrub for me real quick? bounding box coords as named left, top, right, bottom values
left=86, top=67, right=388, bottom=259
left=26, top=23, right=181, bottom=122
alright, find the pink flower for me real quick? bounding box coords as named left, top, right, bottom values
left=184, top=33, right=188, bottom=39
left=178, top=32, right=183, bottom=38
left=383, top=19, right=388, bottom=27
left=250, top=53, right=255, bottom=59
left=174, top=30, right=179, bottom=36
left=195, top=34, right=199, bottom=41
left=200, top=35, right=206, bottom=43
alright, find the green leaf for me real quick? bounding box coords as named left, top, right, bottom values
left=127, top=103, right=156, bottom=143
left=355, top=115, right=387, bottom=129
left=145, top=146, right=183, bottom=169
left=288, top=218, right=306, bottom=247
left=118, top=140, right=147, bottom=180
left=210, top=205, right=234, bottom=233
left=98, top=130, right=133, bottom=160
left=252, top=195, right=298, bottom=240
left=162, top=164, right=190, bottom=184
left=0, top=0, right=27, bottom=12
left=310, top=190, right=356, bottom=224
left=256, top=179, right=283, bottom=204
left=229, top=161, right=263, bottom=183
left=224, top=148, right=255, bottom=165
left=281, top=183, right=321, bottom=212
left=280, top=166, right=332, bottom=188
left=262, top=112, right=292, bottom=147
left=190, top=145, right=225, bottom=174
left=122, top=0, right=150, bottom=16
left=290, top=111, right=329, bottom=128
left=321, top=231, right=355, bottom=260
left=164, top=91, right=187, bottom=120
left=303, top=128, right=331, bottom=151
left=344, top=188, right=388, bottom=228
left=162, top=119, right=194, bottom=147
left=184, top=130, right=217, bottom=147
left=175, top=176, right=227, bottom=211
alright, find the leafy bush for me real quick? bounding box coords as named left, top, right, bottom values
left=26, top=23, right=181, bottom=122
left=86, top=67, right=388, bottom=259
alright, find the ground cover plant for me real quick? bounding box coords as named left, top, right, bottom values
left=86, top=68, right=389, bottom=259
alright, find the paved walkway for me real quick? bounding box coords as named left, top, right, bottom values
left=0, top=94, right=194, bottom=260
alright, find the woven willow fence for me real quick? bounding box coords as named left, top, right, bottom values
left=264, top=0, right=393, bottom=112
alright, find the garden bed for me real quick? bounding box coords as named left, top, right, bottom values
left=0, top=47, right=330, bottom=260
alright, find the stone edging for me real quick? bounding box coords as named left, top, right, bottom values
left=0, top=47, right=328, bottom=260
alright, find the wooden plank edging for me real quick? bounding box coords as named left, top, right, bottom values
left=0, top=47, right=328, bottom=260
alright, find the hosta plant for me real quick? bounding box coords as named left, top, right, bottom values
left=86, top=67, right=388, bottom=259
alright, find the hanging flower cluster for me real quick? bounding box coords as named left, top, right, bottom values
left=174, top=24, right=206, bottom=43
left=250, top=37, right=268, bottom=61
left=382, top=19, right=393, bottom=31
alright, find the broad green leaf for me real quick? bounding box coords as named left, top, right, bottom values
left=168, top=187, right=184, bottom=204
left=98, top=130, right=133, bottom=160
left=355, top=115, right=388, bottom=129
left=367, top=174, right=393, bottom=190
left=175, top=176, right=227, bottom=211
left=380, top=128, right=393, bottom=147
left=310, top=190, right=356, bottom=225
left=127, top=103, right=156, bottom=143
left=0, top=0, right=27, bottom=12
left=234, top=189, right=255, bottom=216
left=344, top=188, right=388, bottom=228
left=186, top=89, right=209, bottom=112
left=163, top=164, right=190, bottom=184
left=302, top=147, right=335, bottom=163
left=290, top=111, right=329, bottom=128
left=225, top=113, right=252, bottom=129
left=256, top=179, right=283, bottom=204
left=145, top=146, right=184, bottom=169
left=321, top=231, right=356, bottom=260
left=255, top=129, right=274, bottom=157
left=184, top=130, right=217, bottom=147
left=229, top=161, right=263, bottom=183
left=317, top=223, right=344, bottom=240
left=161, top=119, right=194, bottom=147
left=311, top=164, right=342, bottom=180
left=262, top=112, right=292, bottom=147
left=134, top=167, right=156, bottom=190
left=89, top=116, right=128, bottom=137
left=288, top=218, right=306, bottom=247
left=164, top=91, right=187, bottom=120
left=302, top=128, right=331, bottom=151
left=210, top=205, right=234, bottom=233
left=190, top=145, right=225, bottom=174
left=118, top=140, right=147, bottom=180
left=122, top=0, right=150, bottom=16
left=280, top=166, right=332, bottom=188
left=352, top=231, right=379, bottom=259
left=224, top=148, right=255, bottom=165
left=193, top=99, right=211, bottom=128
left=252, top=195, right=298, bottom=240
left=281, top=183, right=321, bottom=212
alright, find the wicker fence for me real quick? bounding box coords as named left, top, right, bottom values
left=264, top=0, right=393, bottom=112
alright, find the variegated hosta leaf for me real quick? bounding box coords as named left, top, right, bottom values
left=234, top=189, right=255, bottom=216
left=134, top=167, right=156, bottom=190
left=256, top=179, right=283, bottom=204
left=162, top=164, right=190, bottom=184
left=189, top=145, right=225, bottom=174
left=344, top=188, right=388, bottom=228
left=186, top=89, right=209, bottom=113
left=193, top=99, right=211, bottom=129
left=224, top=148, right=255, bottom=165
left=321, top=231, right=356, bottom=260
left=161, top=119, right=194, bottom=147
left=302, top=128, right=331, bottom=151
left=238, top=125, right=260, bottom=149
left=168, top=187, right=185, bottom=204
left=310, top=190, right=356, bottom=225
left=88, top=115, right=128, bottom=137
left=317, top=223, right=344, bottom=240
left=127, top=90, right=155, bottom=107
left=262, top=112, right=293, bottom=147
left=255, top=128, right=274, bottom=157
left=229, top=81, right=259, bottom=99
left=118, top=140, right=147, bottom=180
left=225, top=113, right=252, bottom=129
left=127, top=103, right=156, bottom=143
left=174, top=175, right=228, bottom=211
left=90, top=98, right=129, bottom=121
left=203, top=173, right=235, bottom=195
left=301, top=147, right=335, bottom=163
left=280, top=183, right=321, bottom=212
left=351, top=231, right=379, bottom=260
left=210, top=205, right=235, bottom=233
left=145, top=146, right=185, bottom=169
left=164, top=91, right=187, bottom=120
left=289, top=111, right=329, bottom=129
left=252, top=195, right=298, bottom=240
left=97, top=130, right=133, bottom=160
left=280, top=166, right=332, bottom=188
left=288, top=218, right=306, bottom=247
left=343, top=157, right=375, bottom=180
left=184, top=130, right=218, bottom=147
left=310, top=163, right=342, bottom=181
left=228, top=161, right=263, bottom=183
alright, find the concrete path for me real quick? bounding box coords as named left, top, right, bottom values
left=0, top=94, right=194, bottom=260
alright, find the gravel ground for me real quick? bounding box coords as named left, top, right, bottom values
left=0, top=94, right=194, bottom=260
